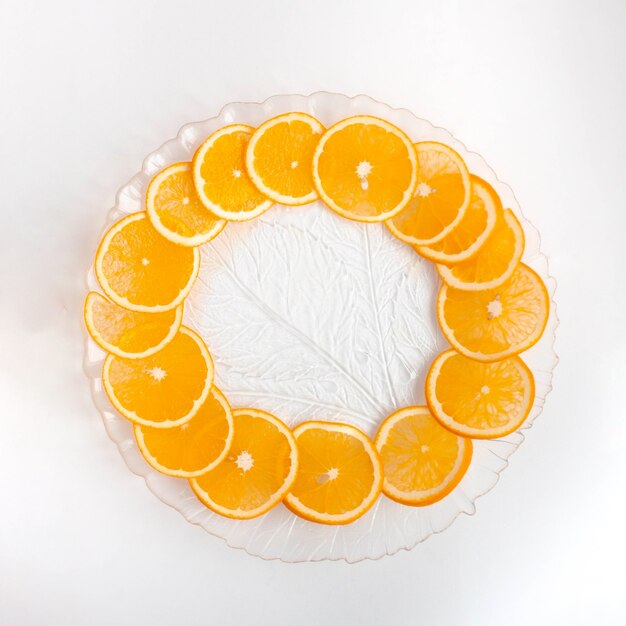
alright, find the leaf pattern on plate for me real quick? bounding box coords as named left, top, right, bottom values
left=185, top=203, right=444, bottom=434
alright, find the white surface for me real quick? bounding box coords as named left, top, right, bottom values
left=1, top=0, right=624, bottom=623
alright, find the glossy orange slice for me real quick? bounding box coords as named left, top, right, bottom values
left=84, top=291, right=182, bottom=359
left=284, top=421, right=383, bottom=525
left=437, top=208, right=525, bottom=291
left=134, top=386, right=233, bottom=477
left=246, top=112, right=324, bottom=205
left=312, top=116, right=417, bottom=222
left=438, top=263, right=550, bottom=361
left=386, top=142, right=470, bottom=245
left=192, top=124, right=273, bottom=221
left=190, top=408, right=298, bottom=519
left=103, top=327, right=213, bottom=427
left=95, top=212, right=199, bottom=312
left=375, top=406, right=472, bottom=505
left=426, top=349, right=535, bottom=438
left=415, top=175, right=499, bottom=264
left=146, top=162, right=226, bottom=246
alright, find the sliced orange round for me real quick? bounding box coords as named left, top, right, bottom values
left=84, top=291, right=182, bottom=359
left=103, top=327, right=213, bottom=428
left=146, top=162, right=226, bottom=247
left=312, top=116, right=417, bottom=222
left=386, top=142, right=470, bottom=245
left=426, top=349, right=535, bottom=438
left=134, top=386, right=233, bottom=477
left=415, top=175, right=499, bottom=264
left=437, top=208, right=525, bottom=291
left=284, top=421, right=383, bottom=525
left=95, top=212, right=199, bottom=312
left=190, top=408, right=298, bottom=520
left=192, top=124, right=273, bottom=221
left=438, top=263, right=550, bottom=362
left=375, top=406, right=472, bottom=506
left=246, top=112, right=324, bottom=205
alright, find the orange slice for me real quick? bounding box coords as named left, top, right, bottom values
left=438, top=263, right=550, bottom=361
left=84, top=291, right=182, bottom=359
left=375, top=406, right=472, bottom=506
left=146, top=162, right=226, bottom=246
left=192, top=124, right=273, bottom=221
left=426, top=349, right=535, bottom=438
left=246, top=112, right=324, bottom=205
left=134, top=386, right=233, bottom=477
left=95, top=212, right=199, bottom=312
left=415, top=175, right=499, bottom=264
left=437, top=208, right=525, bottom=291
left=312, top=116, right=417, bottom=222
left=386, top=142, right=470, bottom=245
left=103, top=327, right=213, bottom=428
left=284, top=421, right=383, bottom=525
left=190, top=408, right=298, bottom=520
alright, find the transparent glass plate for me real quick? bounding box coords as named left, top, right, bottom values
left=84, top=92, right=558, bottom=563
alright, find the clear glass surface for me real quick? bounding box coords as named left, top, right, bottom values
left=84, top=92, right=558, bottom=562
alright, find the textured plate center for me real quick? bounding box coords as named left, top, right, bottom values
left=185, top=202, right=445, bottom=435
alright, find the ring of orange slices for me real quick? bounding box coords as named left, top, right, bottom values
left=85, top=111, right=550, bottom=527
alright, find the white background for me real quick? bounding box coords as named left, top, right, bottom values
left=1, top=0, right=625, bottom=624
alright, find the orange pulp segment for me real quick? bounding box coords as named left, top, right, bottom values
left=375, top=406, right=472, bottom=505
left=426, top=349, right=535, bottom=438
left=134, top=386, right=233, bottom=477
left=246, top=112, right=324, bottom=205
left=312, top=116, right=417, bottom=222
left=190, top=408, right=298, bottom=519
left=192, top=124, right=273, bottom=221
left=386, top=142, right=470, bottom=245
left=95, top=212, right=199, bottom=312
left=84, top=291, right=182, bottom=359
left=103, top=327, right=213, bottom=427
left=284, top=421, right=383, bottom=525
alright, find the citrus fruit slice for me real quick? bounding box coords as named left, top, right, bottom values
left=386, top=142, right=470, bottom=245
left=437, top=208, right=525, bottom=291
left=246, top=112, right=324, bottom=205
left=190, top=408, right=298, bottom=520
left=438, top=263, right=550, bottom=361
left=103, top=327, right=213, bottom=428
left=375, top=406, right=472, bottom=506
left=284, top=421, right=383, bottom=525
left=95, top=212, right=199, bottom=312
left=84, top=291, right=182, bottom=359
left=192, top=124, right=273, bottom=221
left=426, top=349, right=535, bottom=438
left=134, top=386, right=233, bottom=477
left=146, top=162, right=226, bottom=246
left=312, top=115, right=417, bottom=222
left=415, top=175, right=499, bottom=264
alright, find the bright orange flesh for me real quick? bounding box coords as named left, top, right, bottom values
left=103, top=327, right=213, bottom=427
left=246, top=112, right=324, bottom=205
left=190, top=408, right=298, bottom=519
left=95, top=212, right=199, bottom=312
left=146, top=162, right=226, bottom=246
left=386, top=142, right=470, bottom=245
left=438, top=263, right=550, bottom=362
left=284, top=421, right=383, bottom=525
left=312, top=116, right=417, bottom=222
left=134, top=386, right=233, bottom=477
left=375, top=406, right=472, bottom=505
left=193, top=124, right=273, bottom=221
left=415, top=175, right=499, bottom=264
left=437, top=208, right=525, bottom=291
left=426, top=350, right=535, bottom=438
left=84, top=291, right=182, bottom=359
